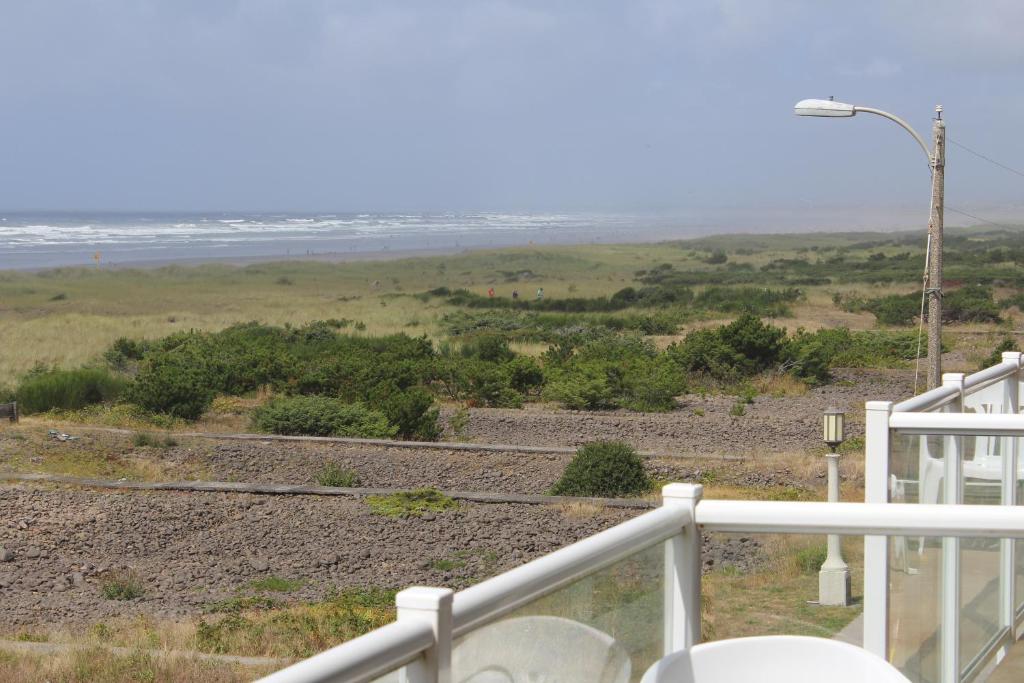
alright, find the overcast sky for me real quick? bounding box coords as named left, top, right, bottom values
left=1, top=1, right=1022, bottom=215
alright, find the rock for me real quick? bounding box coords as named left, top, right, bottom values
left=71, top=572, right=85, bottom=587
left=0, top=549, right=13, bottom=562
left=249, top=558, right=270, bottom=572
left=25, top=548, right=40, bottom=559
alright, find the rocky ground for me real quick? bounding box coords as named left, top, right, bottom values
left=441, top=368, right=914, bottom=454
left=0, top=368, right=911, bottom=629
left=0, top=484, right=758, bottom=628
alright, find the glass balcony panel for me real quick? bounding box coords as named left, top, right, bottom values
left=451, top=542, right=664, bottom=683
left=888, top=431, right=943, bottom=683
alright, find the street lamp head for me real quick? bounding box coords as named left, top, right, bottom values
left=823, top=406, right=845, bottom=449
left=794, top=98, right=855, bottom=117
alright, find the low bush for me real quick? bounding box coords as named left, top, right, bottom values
left=543, top=334, right=684, bottom=412
left=667, top=314, right=786, bottom=383
left=131, top=432, right=178, bottom=448
left=840, top=285, right=1001, bottom=325
left=100, top=571, right=145, bottom=601
left=371, top=386, right=442, bottom=440
left=943, top=285, right=1001, bottom=323
left=366, top=488, right=459, bottom=518
left=15, top=367, right=126, bottom=414
left=315, top=463, right=360, bottom=487
left=981, top=338, right=1017, bottom=369
left=126, top=346, right=216, bottom=420
left=251, top=396, right=397, bottom=438
left=549, top=441, right=652, bottom=498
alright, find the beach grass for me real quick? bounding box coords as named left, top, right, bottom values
left=1, top=230, right=1019, bottom=386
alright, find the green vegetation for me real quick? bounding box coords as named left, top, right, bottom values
left=131, top=432, right=178, bottom=448
left=100, top=571, right=145, bottom=601
left=365, top=488, right=459, bottom=518
left=794, top=544, right=828, bottom=574
left=252, top=396, right=396, bottom=438
left=15, top=366, right=126, bottom=414
left=549, top=441, right=652, bottom=498
left=315, top=463, right=360, bottom=488
left=195, top=587, right=396, bottom=658
left=837, top=284, right=1002, bottom=326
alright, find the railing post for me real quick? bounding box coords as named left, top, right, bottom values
left=941, top=373, right=965, bottom=683
left=1002, top=351, right=1022, bottom=638
left=864, top=401, right=893, bottom=660
left=662, top=483, right=703, bottom=654
left=396, top=587, right=453, bottom=683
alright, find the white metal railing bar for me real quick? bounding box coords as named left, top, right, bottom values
left=695, top=500, right=1024, bottom=537
left=889, top=412, right=1024, bottom=434
left=256, top=619, right=433, bottom=683
left=892, top=360, right=1020, bottom=414
left=257, top=494, right=1024, bottom=683
left=451, top=503, right=691, bottom=637
left=894, top=385, right=960, bottom=413
left=962, top=360, right=1021, bottom=393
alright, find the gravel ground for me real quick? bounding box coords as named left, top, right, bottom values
left=0, top=484, right=759, bottom=628
left=442, top=368, right=913, bottom=454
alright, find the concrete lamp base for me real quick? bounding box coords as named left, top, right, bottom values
left=818, top=566, right=852, bottom=607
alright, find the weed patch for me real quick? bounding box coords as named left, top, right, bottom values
left=366, top=488, right=459, bottom=518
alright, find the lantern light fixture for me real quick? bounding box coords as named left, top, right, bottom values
left=823, top=407, right=845, bottom=450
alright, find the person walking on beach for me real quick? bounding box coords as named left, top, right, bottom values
left=512, top=289, right=519, bottom=300
left=536, top=287, right=544, bottom=301
left=487, top=287, right=495, bottom=298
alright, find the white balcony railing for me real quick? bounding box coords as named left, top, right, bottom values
left=866, top=352, right=1024, bottom=683
left=252, top=353, right=1024, bottom=683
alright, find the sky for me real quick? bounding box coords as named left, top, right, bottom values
left=1, top=1, right=1022, bottom=218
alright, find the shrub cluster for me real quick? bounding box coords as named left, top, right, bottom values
left=114, top=322, right=442, bottom=437
left=542, top=334, right=684, bottom=411
left=15, top=367, right=126, bottom=414
left=434, top=285, right=800, bottom=318
left=251, top=396, right=396, bottom=438
left=549, top=441, right=651, bottom=498
left=836, top=285, right=1001, bottom=326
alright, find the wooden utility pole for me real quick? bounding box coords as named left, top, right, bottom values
left=926, top=106, right=945, bottom=389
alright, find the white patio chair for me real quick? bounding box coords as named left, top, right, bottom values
left=451, top=615, right=631, bottom=683
left=641, top=635, right=911, bottom=683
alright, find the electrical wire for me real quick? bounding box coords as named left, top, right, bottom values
left=948, top=138, right=1024, bottom=179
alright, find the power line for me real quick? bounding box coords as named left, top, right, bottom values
left=946, top=205, right=1019, bottom=230
left=947, top=137, right=1024, bottom=179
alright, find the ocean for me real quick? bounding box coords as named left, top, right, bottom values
left=0, top=211, right=701, bottom=270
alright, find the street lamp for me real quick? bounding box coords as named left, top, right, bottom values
left=819, top=407, right=851, bottom=606
left=795, top=98, right=946, bottom=389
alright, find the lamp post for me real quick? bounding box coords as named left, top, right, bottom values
left=794, top=99, right=945, bottom=389
left=819, top=406, right=851, bottom=606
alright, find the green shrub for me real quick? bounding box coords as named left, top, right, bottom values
left=100, top=571, right=145, bottom=600
left=543, top=334, right=683, bottom=412
left=371, top=387, right=441, bottom=440
left=252, top=396, right=396, bottom=438
left=982, top=338, right=1017, bottom=369
left=126, top=347, right=215, bottom=420
left=366, top=488, right=459, bottom=518
left=549, top=441, right=652, bottom=498
left=668, top=314, right=786, bottom=382
left=943, top=285, right=1001, bottom=323
left=542, top=365, right=615, bottom=410
left=787, top=327, right=924, bottom=369
left=15, top=367, right=126, bottom=414
left=316, top=463, right=360, bottom=487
